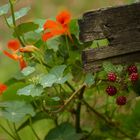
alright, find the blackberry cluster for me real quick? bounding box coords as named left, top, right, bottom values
left=105, top=64, right=139, bottom=105
left=106, top=72, right=127, bottom=105
left=128, top=65, right=139, bottom=82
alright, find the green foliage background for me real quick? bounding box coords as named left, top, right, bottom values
left=0, top=0, right=138, bottom=139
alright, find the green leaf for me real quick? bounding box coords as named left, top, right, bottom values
left=14, top=71, right=25, bottom=80
left=13, top=22, right=39, bottom=36
left=71, top=60, right=84, bottom=82
left=103, top=61, right=116, bottom=73
left=50, top=65, right=67, bottom=78
left=4, top=78, right=18, bottom=86
left=96, top=70, right=106, bottom=80
left=115, top=65, right=123, bottom=75
left=45, top=122, right=82, bottom=140
left=51, top=97, right=61, bottom=101
left=50, top=65, right=68, bottom=84
left=44, top=50, right=54, bottom=64
left=7, top=6, right=31, bottom=25
left=55, top=74, right=69, bottom=84
left=17, top=112, right=50, bottom=131
left=0, top=101, right=35, bottom=123
left=69, top=19, right=79, bottom=38
left=90, top=39, right=109, bottom=49
left=47, top=37, right=60, bottom=52
left=34, top=18, right=46, bottom=33
left=85, top=73, right=95, bottom=86
left=17, top=84, right=44, bottom=97
left=39, top=74, right=57, bottom=88
left=21, top=66, right=35, bottom=76
left=2, top=82, right=32, bottom=101
left=0, top=3, right=10, bottom=16
left=39, top=65, right=68, bottom=88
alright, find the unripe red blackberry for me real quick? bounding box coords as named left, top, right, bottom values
left=130, top=73, right=139, bottom=82
left=116, top=96, right=126, bottom=105
left=106, top=86, right=117, bottom=96
left=107, top=72, right=117, bottom=82
left=128, top=65, right=137, bottom=75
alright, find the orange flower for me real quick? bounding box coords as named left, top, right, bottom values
left=3, top=39, right=27, bottom=70
left=42, top=10, right=72, bottom=41
left=0, top=83, right=7, bottom=95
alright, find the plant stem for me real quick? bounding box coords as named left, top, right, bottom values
left=29, top=117, right=41, bottom=140
left=9, top=0, right=25, bottom=46
left=82, top=100, right=134, bottom=139
left=65, top=81, right=75, bottom=92
left=65, top=35, right=70, bottom=56
left=13, top=123, right=21, bottom=140
left=82, top=100, right=109, bottom=123
left=0, top=124, right=16, bottom=140
left=52, top=84, right=86, bottom=113
left=7, top=120, right=17, bottom=138
left=75, top=85, right=86, bottom=133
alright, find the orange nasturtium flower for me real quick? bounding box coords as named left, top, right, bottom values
left=0, top=83, right=7, bottom=95
left=42, top=10, right=72, bottom=41
left=3, top=40, right=39, bottom=70
left=3, top=39, right=27, bottom=70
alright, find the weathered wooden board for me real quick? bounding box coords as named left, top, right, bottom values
left=79, top=2, right=140, bottom=72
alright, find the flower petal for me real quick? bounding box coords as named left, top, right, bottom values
left=19, top=57, right=27, bottom=70
left=3, top=50, right=19, bottom=60
left=7, top=39, right=20, bottom=51
left=43, top=20, right=59, bottom=30
left=0, top=83, right=7, bottom=95
left=56, top=10, right=71, bottom=25
left=42, top=32, right=54, bottom=41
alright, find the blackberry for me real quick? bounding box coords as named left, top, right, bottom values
left=116, top=96, right=126, bottom=105
left=107, top=72, right=117, bottom=82
left=106, top=86, right=117, bottom=96
left=128, top=65, right=137, bottom=75
left=130, top=73, right=139, bottom=82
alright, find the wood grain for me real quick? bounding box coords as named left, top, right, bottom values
left=79, top=2, right=140, bottom=72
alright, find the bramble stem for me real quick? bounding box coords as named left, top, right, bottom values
left=9, top=0, right=25, bottom=46
left=51, top=84, right=86, bottom=113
